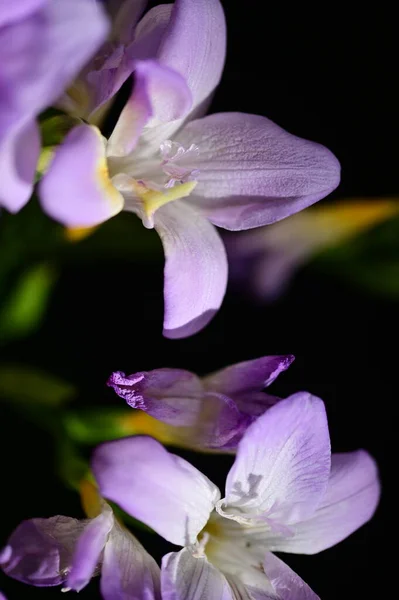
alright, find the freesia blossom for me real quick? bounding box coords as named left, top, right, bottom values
left=39, top=0, right=340, bottom=338
left=0, top=0, right=108, bottom=212
left=226, top=197, right=399, bottom=301
left=0, top=481, right=160, bottom=598
left=93, top=392, right=380, bottom=599
left=108, top=354, right=294, bottom=450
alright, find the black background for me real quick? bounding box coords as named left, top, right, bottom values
left=0, top=1, right=395, bottom=598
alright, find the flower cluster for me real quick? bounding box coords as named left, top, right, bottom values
left=0, top=1, right=379, bottom=600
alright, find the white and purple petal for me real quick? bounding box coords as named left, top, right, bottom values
left=92, top=436, right=220, bottom=546
left=154, top=201, right=228, bottom=339
left=222, top=393, right=331, bottom=524
left=174, top=113, right=340, bottom=230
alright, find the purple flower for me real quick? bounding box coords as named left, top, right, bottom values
left=39, top=0, right=340, bottom=338
left=0, top=0, right=109, bottom=213
left=107, top=354, right=294, bottom=450
left=0, top=486, right=160, bottom=598
left=93, top=392, right=380, bottom=599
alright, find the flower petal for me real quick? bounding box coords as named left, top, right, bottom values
left=154, top=201, right=228, bottom=338
left=107, top=368, right=204, bottom=425
left=158, top=0, right=226, bottom=116
left=262, top=552, right=320, bottom=600
left=264, top=450, right=380, bottom=554
left=39, top=124, right=124, bottom=227
left=92, top=436, right=220, bottom=545
left=100, top=520, right=161, bottom=600
left=0, top=0, right=45, bottom=27
left=0, top=120, right=40, bottom=213
left=174, top=113, right=341, bottom=230
left=67, top=504, right=114, bottom=592
left=107, top=59, right=192, bottom=158
left=161, top=548, right=233, bottom=600
left=0, top=0, right=108, bottom=210
left=223, top=393, right=331, bottom=524
left=0, top=516, right=87, bottom=586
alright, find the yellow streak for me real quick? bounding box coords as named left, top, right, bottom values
left=132, top=180, right=198, bottom=220
left=118, top=411, right=181, bottom=446
left=80, top=479, right=102, bottom=518
left=65, top=226, right=98, bottom=242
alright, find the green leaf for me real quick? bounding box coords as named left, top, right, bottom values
left=0, top=263, right=57, bottom=343
left=0, top=364, right=76, bottom=407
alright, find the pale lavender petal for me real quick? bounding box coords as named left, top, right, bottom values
left=100, top=520, right=161, bottom=600
left=262, top=552, right=320, bottom=600
left=157, top=0, right=226, bottom=117
left=0, top=0, right=45, bottom=27
left=0, top=591, right=6, bottom=600
left=265, top=450, right=380, bottom=555
left=0, top=120, right=40, bottom=213
left=154, top=201, right=228, bottom=338
left=175, top=113, right=341, bottom=230
left=223, top=393, right=331, bottom=524
left=0, top=516, right=87, bottom=586
left=39, top=124, right=124, bottom=226
left=107, top=368, right=204, bottom=426
left=92, top=436, right=220, bottom=545
left=108, top=60, right=192, bottom=158
left=67, top=505, right=114, bottom=592
left=0, top=0, right=108, bottom=210
left=161, top=548, right=233, bottom=600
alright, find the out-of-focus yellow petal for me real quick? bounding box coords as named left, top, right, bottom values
left=80, top=478, right=102, bottom=518
left=65, top=225, right=98, bottom=242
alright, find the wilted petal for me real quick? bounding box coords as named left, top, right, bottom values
left=0, top=516, right=87, bottom=586
left=222, top=393, right=331, bottom=524
left=162, top=548, right=233, bottom=600
left=265, top=450, right=380, bottom=554
left=67, top=505, right=114, bottom=592
left=0, top=120, right=40, bottom=213
left=92, top=436, right=220, bottom=545
left=100, top=520, right=160, bottom=600
left=174, top=113, right=340, bottom=230
left=108, top=60, right=192, bottom=158
left=262, top=553, right=320, bottom=600
left=107, top=368, right=204, bottom=425
left=39, top=124, right=124, bottom=226
left=154, top=201, right=228, bottom=338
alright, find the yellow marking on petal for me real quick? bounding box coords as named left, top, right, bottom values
left=91, top=126, right=125, bottom=215
left=65, top=226, right=98, bottom=242
left=118, top=411, right=181, bottom=446
left=133, top=180, right=198, bottom=220
left=80, top=478, right=102, bottom=519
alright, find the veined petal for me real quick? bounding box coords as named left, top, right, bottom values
left=0, top=120, right=40, bottom=213
left=262, top=553, right=320, bottom=600
left=67, top=504, right=114, bottom=592
left=154, top=201, right=228, bottom=338
left=92, top=436, right=220, bottom=546
left=107, top=368, right=204, bottom=425
left=264, top=450, right=380, bottom=554
left=174, top=113, right=340, bottom=230
left=222, top=393, right=331, bottom=524
left=100, top=520, right=161, bottom=600
left=39, top=124, right=124, bottom=227
left=0, top=516, right=87, bottom=587
left=108, top=59, right=192, bottom=158
left=161, top=548, right=233, bottom=600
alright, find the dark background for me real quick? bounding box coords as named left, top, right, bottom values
left=0, top=2, right=395, bottom=598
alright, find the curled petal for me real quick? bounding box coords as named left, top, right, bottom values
left=161, top=548, right=233, bottom=600
left=67, top=505, right=114, bottom=592
left=108, top=60, right=192, bottom=158
left=0, top=516, right=87, bottom=586
left=92, top=436, right=220, bottom=546
left=224, top=393, right=331, bottom=524
left=100, top=520, right=161, bottom=600
left=154, top=201, right=228, bottom=338
left=175, top=112, right=341, bottom=230
left=39, top=124, right=124, bottom=227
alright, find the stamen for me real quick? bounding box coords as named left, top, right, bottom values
left=192, top=532, right=210, bottom=558
left=160, top=140, right=200, bottom=189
